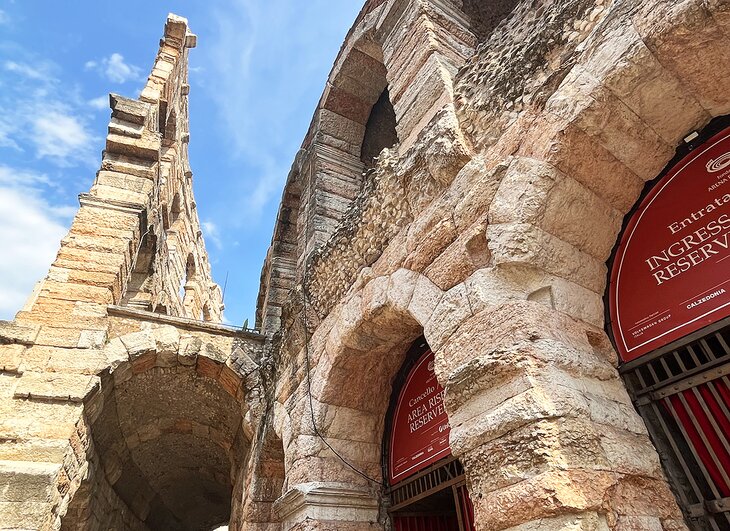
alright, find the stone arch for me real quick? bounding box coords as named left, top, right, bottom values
left=491, top=0, right=727, bottom=328
left=203, top=302, right=213, bottom=322
left=275, top=268, right=460, bottom=527
left=56, top=327, right=255, bottom=531
left=257, top=0, right=483, bottom=338
left=316, top=31, right=392, bottom=164
left=431, top=1, right=730, bottom=528
left=181, top=253, right=199, bottom=316
left=122, top=228, right=158, bottom=311
left=296, top=29, right=397, bottom=264
left=312, top=269, right=446, bottom=414
left=186, top=252, right=197, bottom=280
left=171, top=192, right=183, bottom=226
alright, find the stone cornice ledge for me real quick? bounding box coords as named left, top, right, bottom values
left=273, top=482, right=379, bottom=524
left=107, top=305, right=264, bottom=341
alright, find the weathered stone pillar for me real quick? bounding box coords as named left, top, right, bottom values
left=273, top=391, right=385, bottom=530
left=274, top=482, right=381, bottom=531
left=435, top=296, right=686, bottom=530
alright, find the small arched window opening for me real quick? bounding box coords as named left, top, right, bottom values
left=171, top=193, right=183, bottom=226
left=461, top=0, right=520, bottom=43
left=161, top=204, right=170, bottom=231
left=185, top=253, right=197, bottom=281
left=164, top=106, right=177, bottom=140
left=202, top=303, right=213, bottom=322
left=180, top=253, right=197, bottom=313
left=360, top=88, right=398, bottom=169
left=121, top=230, right=157, bottom=311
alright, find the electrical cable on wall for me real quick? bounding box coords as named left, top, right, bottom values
left=299, top=283, right=383, bottom=487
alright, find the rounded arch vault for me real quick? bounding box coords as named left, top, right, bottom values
left=59, top=326, right=256, bottom=531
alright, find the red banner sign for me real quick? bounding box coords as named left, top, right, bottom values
left=389, top=350, right=451, bottom=484
left=610, top=126, right=730, bottom=362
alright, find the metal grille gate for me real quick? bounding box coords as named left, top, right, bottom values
left=621, top=317, right=730, bottom=530
left=388, top=457, right=475, bottom=531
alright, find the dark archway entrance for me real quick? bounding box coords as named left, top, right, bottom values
left=609, top=118, right=730, bottom=530
left=60, top=328, right=252, bottom=531
left=383, top=339, right=475, bottom=531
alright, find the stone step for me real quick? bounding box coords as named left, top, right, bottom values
left=0, top=460, right=59, bottom=529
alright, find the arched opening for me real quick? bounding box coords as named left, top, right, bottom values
left=384, top=338, right=475, bottom=530
left=202, top=302, right=213, bottom=322
left=162, top=204, right=171, bottom=232
left=607, top=116, right=730, bottom=530
left=295, top=33, right=395, bottom=265
left=61, top=330, right=251, bottom=530
left=171, top=192, right=183, bottom=226
left=360, top=88, right=398, bottom=169
left=186, top=253, right=197, bottom=280
left=122, top=229, right=157, bottom=311
left=181, top=253, right=198, bottom=316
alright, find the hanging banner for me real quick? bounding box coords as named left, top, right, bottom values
left=389, top=350, right=451, bottom=484
left=610, top=126, right=730, bottom=362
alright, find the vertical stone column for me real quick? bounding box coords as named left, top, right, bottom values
left=0, top=13, right=221, bottom=530
left=0, top=92, right=155, bottom=529
left=435, top=292, right=686, bottom=529
left=272, top=390, right=384, bottom=531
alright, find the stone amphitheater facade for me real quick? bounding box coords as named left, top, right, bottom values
left=1, top=0, right=729, bottom=529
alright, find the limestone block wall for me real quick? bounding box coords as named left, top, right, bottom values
left=261, top=0, right=730, bottom=530
left=0, top=0, right=727, bottom=529
left=0, top=14, right=253, bottom=531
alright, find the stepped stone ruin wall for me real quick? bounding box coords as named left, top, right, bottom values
left=1, top=0, right=730, bottom=530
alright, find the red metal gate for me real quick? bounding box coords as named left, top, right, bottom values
left=622, top=318, right=730, bottom=529
left=388, top=457, right=475, bottom=531
left=393, top=515, right=459, bottom=531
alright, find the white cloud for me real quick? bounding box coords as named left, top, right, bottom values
left=201, top=0, right=361, bottom=226
left=86, top=53, right=142, bottom=84
left=1, top=54, right=99, bottom=167
left=4, top=60, right=45, bottom=80
left=33, top=111, right=94, bottom=165
left=0, top=176, right=73, bottom=320
left=0, top=120, right=21, bottom=151
left=0, top=165, right=53, bottom=190
left=0, top=10, right=9, bottom=25
left=88, top=95, right=108, bottom=110
left=201, top=220, right=223, bottom=250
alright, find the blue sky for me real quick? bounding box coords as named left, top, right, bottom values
left=0, top=0, right=362, bottom=325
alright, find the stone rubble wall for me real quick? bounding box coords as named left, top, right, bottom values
left=256, top=0, right=476, bottom=334
left=0, top=0, right=727, bottom=528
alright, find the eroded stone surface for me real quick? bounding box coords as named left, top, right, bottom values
left=3, top=0, right=725, bottom=530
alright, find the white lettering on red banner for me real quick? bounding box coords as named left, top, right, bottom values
left=389, top=350, right=451, bottom=484
left=610, top=126, right=730, bottom=362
